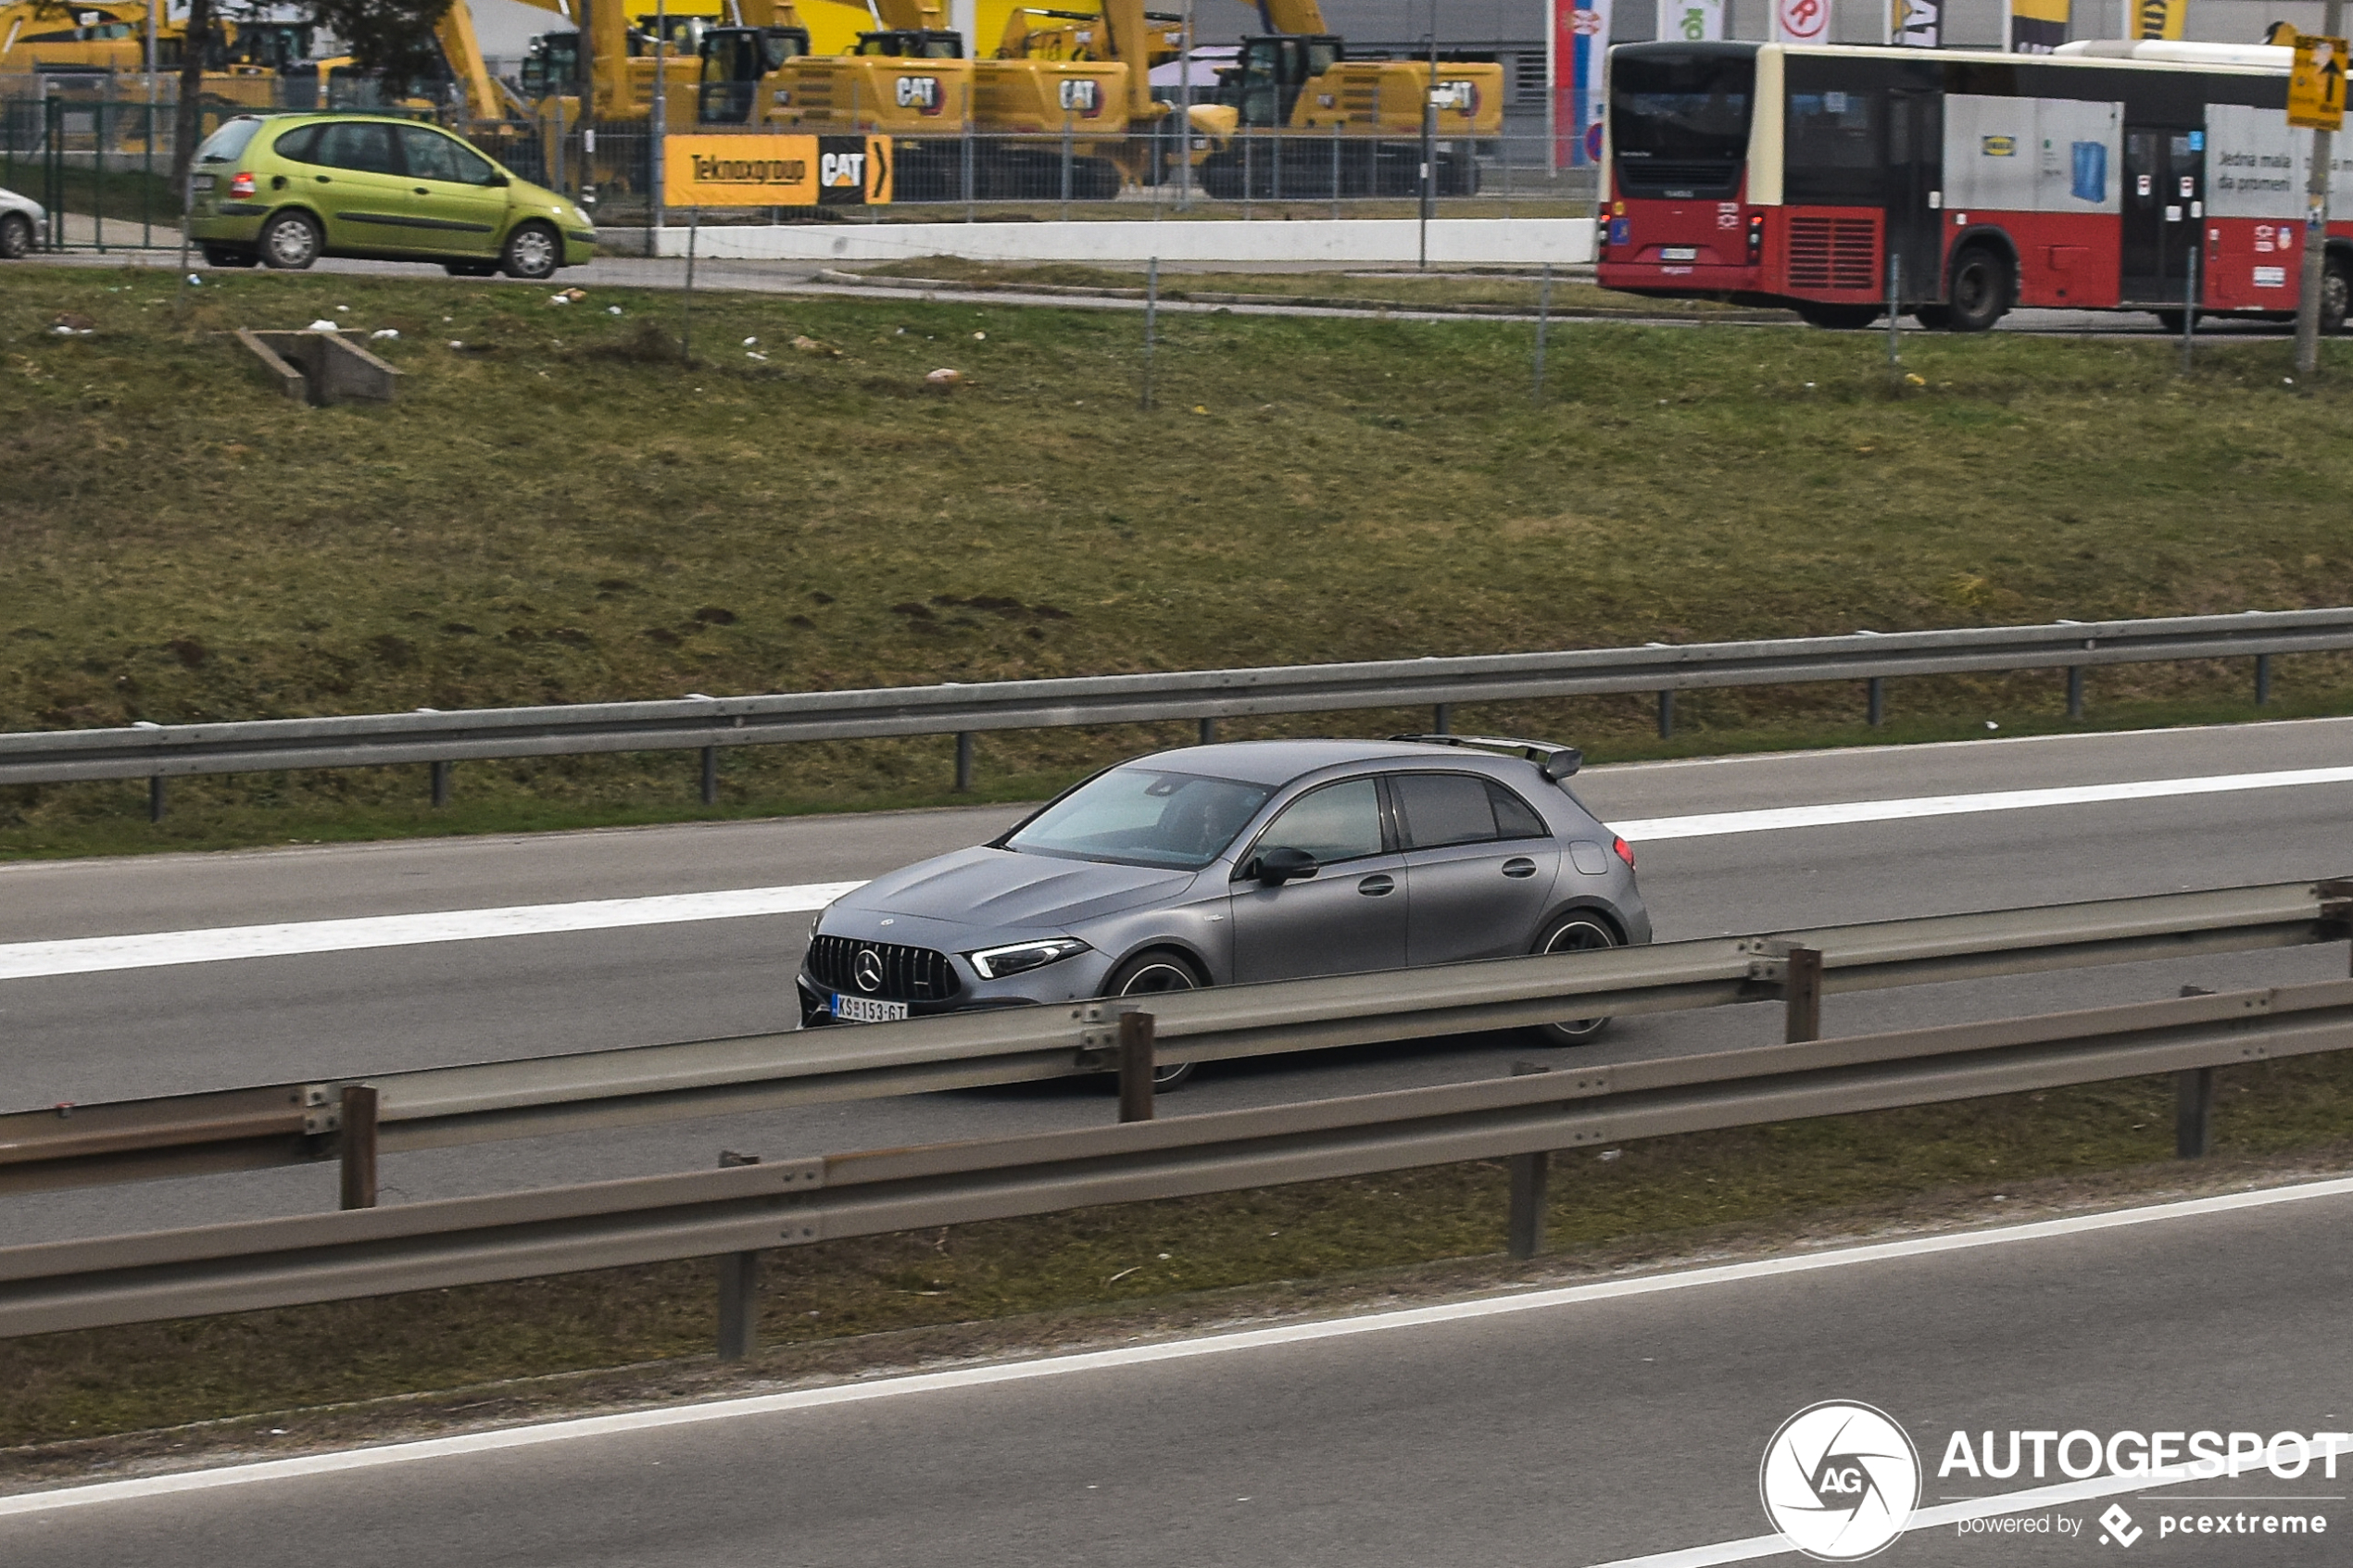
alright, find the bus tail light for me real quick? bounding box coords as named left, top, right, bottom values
left=1746, top=212, right=1764, bottom=261
left=228, top=171, right=257, bottom=198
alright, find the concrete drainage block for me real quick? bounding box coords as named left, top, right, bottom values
left=235, top=328, right=401, bottom=407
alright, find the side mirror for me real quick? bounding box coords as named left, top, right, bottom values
left=1253, top=846, right=1318, bottom=885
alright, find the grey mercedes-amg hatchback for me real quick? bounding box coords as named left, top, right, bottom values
left=798, top=734, right=1651, bottom=1076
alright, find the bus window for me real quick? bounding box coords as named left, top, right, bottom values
left=1785, top=89, right=1882, bottom=203
left=1609, top=45, right=1752, bottom=197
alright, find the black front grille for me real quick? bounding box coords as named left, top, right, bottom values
left=806, top=935, right=962, bottom=1002
left=1615, top=157, right=1741, bottom=196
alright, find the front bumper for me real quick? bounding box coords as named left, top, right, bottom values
left=796, top=916, right=1122, bottom=1030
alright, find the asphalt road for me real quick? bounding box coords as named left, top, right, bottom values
left=3, top=717, right=2350, bottom=1245
left=7, top=1180, right=2348, bottom=1566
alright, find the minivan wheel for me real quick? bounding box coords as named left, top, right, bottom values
left=1523, top=911, right=1620, bottom=1046
left=0, top=212, right=33, bottom=259
left=1104, top=948, right=1204, bottom=1090
left=500, top=221, right=561, bottom=281
left=258, top=210, right=321, bottom=270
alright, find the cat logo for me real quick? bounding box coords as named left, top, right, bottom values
left=1058, top=77, right=1102, bottom=115
left=1981, top=134, right=2017, bottom=156
left=895, top=74, right=943, bottom=113
left=821, top=149, right=867, bottom=188
left=1428, top=80, right=1478, bottom=115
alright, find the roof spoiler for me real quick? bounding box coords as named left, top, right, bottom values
left=1389, top=734, right=1583, bottom=782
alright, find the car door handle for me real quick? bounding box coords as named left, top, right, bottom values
left=315, top=174, right=331, bottom=182
left=1502, top=858, right=1538, bottom=879
left=1357, top=874, right=1394, bottom=897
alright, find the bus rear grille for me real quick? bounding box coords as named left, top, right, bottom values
left=1787, top=217, right=1879, bottom=292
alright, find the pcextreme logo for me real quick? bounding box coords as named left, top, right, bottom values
left=1759, top=1401, right=1924, bottom=1561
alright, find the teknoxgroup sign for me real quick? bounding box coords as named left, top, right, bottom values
left=665, top=135, right=895, bottom=207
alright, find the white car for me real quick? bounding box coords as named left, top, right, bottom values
left=0, top=187, right=43, bottom=258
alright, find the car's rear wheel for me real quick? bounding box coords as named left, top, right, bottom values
left=0, top=212, right=33, bottom=260
left=500, top=221, right=561, bottom=281
left=1104, top=948, right=1204, bottom=1091
left=258, top=210, right=321, bottom=270
left=1523, top=911, right=1620, bottom=1046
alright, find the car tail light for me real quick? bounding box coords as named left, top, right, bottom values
left=1613, top=836, right=1636, bottom=871
left=228, top=171, right=256, bottom=198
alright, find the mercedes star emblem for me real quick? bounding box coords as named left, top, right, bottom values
left=853, top=948, right=885, bottom=993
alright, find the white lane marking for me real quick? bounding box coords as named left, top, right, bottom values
left=4, top=1173, right=2349, bottom=1521
left=1584, top=1441, right=2353, bottom=1568
left=0, top=884, right=867, bottom=982
left=6, top=761, right=2352, bottom=981
left=1611, top=762, right=2353, bottom=842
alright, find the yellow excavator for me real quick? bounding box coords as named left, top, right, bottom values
left=1195, top=0, right=1502, bottom=196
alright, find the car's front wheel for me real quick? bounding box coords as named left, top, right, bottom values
left=0, top=212, right=33, bottom=260
left=1103, top=948, right=1204, bottom=1091
left=258, top=210, right=321, bottom=270
left=1523, top=910, right=1620, bottom=1047
left=500, top=221, right=561, bottom=281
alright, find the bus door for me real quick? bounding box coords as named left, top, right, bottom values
left=1886, top=90, right=1943, bottom=306
left=2121, top=126, right=2204, bottom=305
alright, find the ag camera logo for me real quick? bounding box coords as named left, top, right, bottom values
left=1759, top=1401, right=1922, bottom=1561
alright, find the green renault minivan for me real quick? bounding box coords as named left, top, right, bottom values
left=186, top=114, right=595, bottom=278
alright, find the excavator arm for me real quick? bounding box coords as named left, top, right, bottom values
left=1248, top=0, right=1326, bottom=33
left=434, top=0, right=503, bottom=121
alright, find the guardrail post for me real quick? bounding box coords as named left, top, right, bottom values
left=954, top=732, right=975, bottom=794
left=1867, top=677, right=1884, bottom=728
left=2256, top=654, right=2273, bottom=707
left=1505, top=1061, right=1550, bottom=1260
left=1432, top=703, right=1452, bottom=734
left=1656, top=690, right=1675, bottom=740
left=699, top=745, right=718, bottom=806
left=716, top=1148, right=762, bottom=1360
left=2066, top=667, right=2085, bottom=720
left=2174, top=1067, right=2216, bottom=1159
left=338, top=1085, right=378, bottom=1210
left=147, top=776, right=166, bottom=823
left=1784, top=947, right=1823, bottom=1043
left=1198, top=718, right=1218, bottom=746
left=430, top=760, right=451, bottom=808
left=1117, top=1010, right=1156, bottom=1123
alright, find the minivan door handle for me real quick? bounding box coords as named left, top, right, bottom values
left=1357, top=873, right=1395, bottom=897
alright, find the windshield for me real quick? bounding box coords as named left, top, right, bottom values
left=1005, top=768, right=1274, bottom=871
left=195, top=118, right=263, bottom=165
left=1610, top=44, right=1754, bottom=197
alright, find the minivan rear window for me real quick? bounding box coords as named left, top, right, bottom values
left=195, top=118, right=263, bottom=164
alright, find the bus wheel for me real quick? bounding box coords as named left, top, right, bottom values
left=2321, top=257, right=2350, bottom=335
left=1794, top=303, right=1881, bottom=330
left=1946, top=245, right=2012, bottom=332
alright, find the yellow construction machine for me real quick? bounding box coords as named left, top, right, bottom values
left=1196, top=0, right=1502, bottom=196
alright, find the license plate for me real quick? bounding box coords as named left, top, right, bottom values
left=193, top=174, right=215, bottom=193
left=831, top=993, right=908, bottom=1023
left=1659, top=246, right=1698, bottom=261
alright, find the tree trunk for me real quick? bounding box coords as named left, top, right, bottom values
left=169, top=0, right=212, bottom=206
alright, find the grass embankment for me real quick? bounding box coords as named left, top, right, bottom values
left=854, top=253, right=1778, bottom=315
left=8, top=1056, right=2353, bottom=1452
left=5, top=266, right=2353, bottom=859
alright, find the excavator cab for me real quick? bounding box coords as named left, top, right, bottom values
left=1218, top=32, right=1340, bottom=127
left=697, top=24, right=810, bottom=122
left=854, top=29, right=965, bottom=58
left=521, top=32, right=579, bottom=102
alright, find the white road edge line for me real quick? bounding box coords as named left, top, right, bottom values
left=5, top=1173, right=2351, bottom=1521
left=7, top=763, right=2353, bottom=982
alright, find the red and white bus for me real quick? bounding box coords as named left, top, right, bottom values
left=1595, top=39, right=2350, bottom=332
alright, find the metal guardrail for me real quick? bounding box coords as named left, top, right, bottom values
left=6, top=973, right=2353, bottom=1339
left=2, top=608, right=2348, bottom=797
left=4, top=877, right=2346, bottom=1197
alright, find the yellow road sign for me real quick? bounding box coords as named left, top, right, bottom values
left=2290, top=32, right=2347, bottom=131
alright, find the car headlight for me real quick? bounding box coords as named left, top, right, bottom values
left=966, top=937, right=1091, bottom=980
